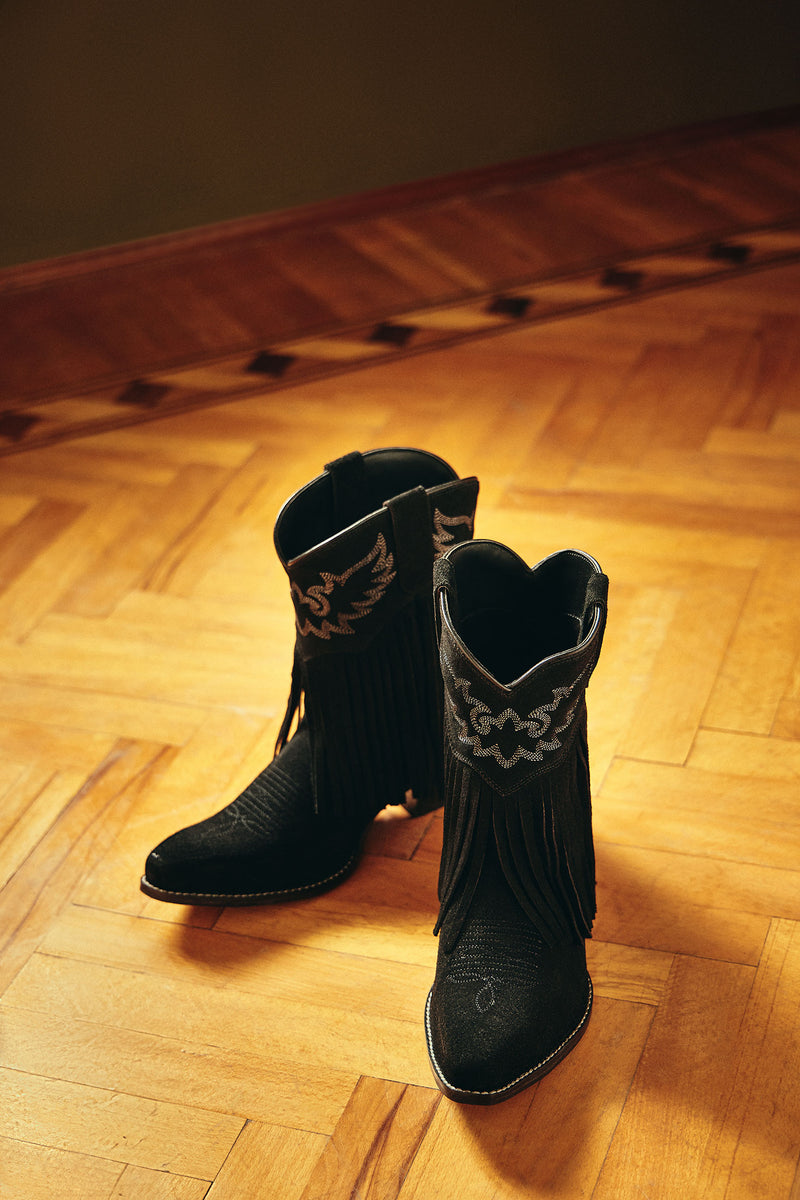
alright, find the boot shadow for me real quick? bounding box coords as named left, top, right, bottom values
left=172, top=804, right=440, bottom=968
left=442, top=837, right=771, bottom=1190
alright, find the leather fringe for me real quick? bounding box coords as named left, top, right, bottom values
left=435, top=705, right=596, bottom=952
left=275, top=650, right=304, bottom=755
left=298, top=592, right=443, bottom=820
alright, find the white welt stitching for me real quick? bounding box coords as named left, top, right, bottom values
left=425, top=976, right=592, bottom=1098
left=144, top=852, right=357, bottom=902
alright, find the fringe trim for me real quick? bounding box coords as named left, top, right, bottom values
left=435, top=705, right=596, bottom=952
left=275, top=650, right=303, bottom=755
left=297, top=592, right=443, bottom=821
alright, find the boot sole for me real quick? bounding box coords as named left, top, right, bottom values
left=139, top=845, right=361, bottom=907
left=424, top=976, right=593, bottom=1105
left=139, top=791, right=440, bottom=907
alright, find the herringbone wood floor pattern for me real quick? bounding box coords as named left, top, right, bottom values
left=2, top=123, right=800, bottom=1199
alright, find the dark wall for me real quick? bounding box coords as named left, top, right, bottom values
left=2, top=0, right=799, bottom=267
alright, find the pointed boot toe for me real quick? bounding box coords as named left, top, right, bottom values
left=141, top=727, right=365, bottom=904
left=426, top=846, right=594, bottom=1103
left=426, top=975, right=593, bottom=1103
left=141, top=819, right=362, bottom=906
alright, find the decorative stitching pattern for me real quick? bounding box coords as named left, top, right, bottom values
left=425, top=977, right=592, bottom=1100
left=291, top=534, right=396, bottom=639
left=447, top=668, right=585, bottom=768
left=432, top=509, right=475, bottom=557
left=292, top=512, right=474, bottom=639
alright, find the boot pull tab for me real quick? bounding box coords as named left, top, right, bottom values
left=433, top=555, right=460, bottom=642
left=324, top=451, right=366, bottom=530
left=384, top=486, right=433, bottom=594
left=581, top=571, right=609, bottom=641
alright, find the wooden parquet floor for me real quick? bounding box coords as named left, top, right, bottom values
left=2, top=120, right=800, bottom=1198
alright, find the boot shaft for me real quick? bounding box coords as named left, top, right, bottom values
left=433, top=541, right=608, bottom=950
left=435, top=542, right=607, bottom=795
left=274, top=449, right=479, bottom=820
left=276, top=449, right=479, bottom=655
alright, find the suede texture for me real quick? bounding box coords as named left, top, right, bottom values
left=142, top=448, right=478, bottom=905
left=144, top=727, right=364, bottom=902
left=426, top=541, right=606, bottom=1103
left=428, top=838, right=591, bottom=1099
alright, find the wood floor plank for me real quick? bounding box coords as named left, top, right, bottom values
left=0, top=498, right=83, bottom=590
left=597, top=758, right=800, bottom=870
left=205, top=1122, right=327, bottom=1200
left=772, top=409, right=800, bottom=437
left=593, top=841, right=794, bottom=965
left=702, top=918, right=800, bottom=1199
left=592, top=956, right=756, bottom=1200
left=39, top=904, right=432, bottom=1023
left=687, top=728, right=800, bottom=778
left=365, top=806, right=439, bottom=861
left=515, top=359, right=636, bottom=494
left=0, top=767, right=90, bottom=889
left=339, top=213, right=470, bottom=296
left=110, top=1164, right=210, bottom=1200
left=488, top=497, right=765, bottom=574
left=774, top=681, right=800, bottom=740
left=0, top=489, right=141, bottom=640
left=137, top=444, right=302, bottom=599
left=0, top=1065, right=241, bottom=1177
left=0, top=1004, right=353, bottom=1134
left=6, top=619, right=282, bottom=709
left=705, top=423, right=800, bottom=462
left=586, top=582, right=682, bottom=782
left=617, top=578, right=747, bottom=764
left=215, top=855, right=440, bottom=967
left=0, top=679, right=207, bottom=746
left=0, top=757, right=32, bottom=804
left=300, top=1076, right=441, bottom=1200
left=585, top=939, right=673, bottom=1007
left=0, top=492, right=38, bottom=525
left=0, top=716, right=117, bottom=774
left=0, top=739, right=173, bottom=992
left=585, top=331, right=750, bottom=466
left=54, top=462, right=233, bottom=618
left=703, top=540, right=800, bottom=736
left=3, top=951, right=434, bottom=1089
left=0, top=1136, right=123, bottom=1200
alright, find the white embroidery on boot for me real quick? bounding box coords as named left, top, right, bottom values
left=292, top=534, right=396, bottom=638
left=447, top=670, right=585, bottom=768
left=432, top=509, right=475, bottom=558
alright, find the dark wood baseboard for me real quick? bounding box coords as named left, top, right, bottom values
left=2, top=104, right=799, bottom=293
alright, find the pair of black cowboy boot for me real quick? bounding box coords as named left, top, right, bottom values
left=141, top=448, right=607, bottom=1105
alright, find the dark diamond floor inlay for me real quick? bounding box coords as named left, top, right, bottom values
left=487, top=295, right=532, bottom=318
left=0, top=410, right=41, bottom=442
left=601, top=267, right=645, bottom=291
left=369, top=322, right=417, bottom=347
left=246, top=351, right=296, bottom=377
left=117, top=379, right=171, bottom=407
left=709, top=241, right=751, bottom=264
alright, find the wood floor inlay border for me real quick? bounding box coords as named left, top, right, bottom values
left=3, top=214, right=799, bottom=457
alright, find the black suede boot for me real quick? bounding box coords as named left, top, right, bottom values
left=141, top=448, right=478, bottom=906
left=425, top=540, right=608, bottom=1104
